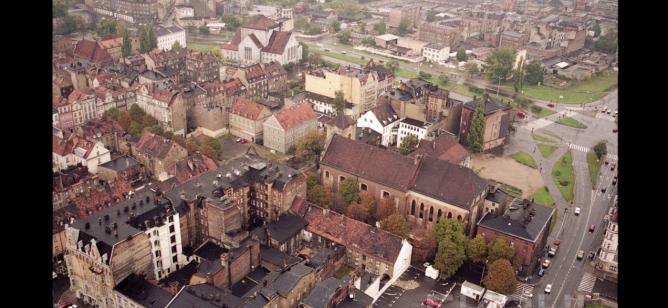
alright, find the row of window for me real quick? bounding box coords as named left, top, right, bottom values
left=410, top=200, right=462, bottom=222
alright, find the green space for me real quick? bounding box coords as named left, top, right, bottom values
left=537, top=144, right=557, bottom=158
left=552, top=151, right=575, bottom=202
left=587, top=152, right=602, bottom=187
left=531, top=187, right=557, bottom=233
left=396, top=68, right=419, bottom=79
left=489, top=180, right=523, bottom=198
left=187, top=43, right=217, bottom=53
left=334, top=265, right=354, bottom=279
left=510, top=151, right=538, bottom=169
left=556, top=117, right=588, bottom=129
left=532, top=133, right=557, bottom=144
left=531, top=106, right=557, bottom=118
left=502, top=72, right=618, bottom=104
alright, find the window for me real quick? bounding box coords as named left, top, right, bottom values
left=382, top=191, right=390, bottom=198
left=155, top=250, right=161, bottom=257
left=419, top=203, right=424, bottom=219
left=411, top=200, right=416, bottom=216
left=428, top=207, right=434, bottom=222
left=168, top=216, right=174, bottom=223
left=360, top=183, right=368, bottom=190
left=447, top=212, right=452, bottom=219
left=154, top=240, right=159, bottom=246
left=325, top=171, right=329, bottom=178
left=172, top=245, right=177, bottom=253
left=457, top=215, right=462, bottom=221
left=173, top=256, right=178, bottom=263
left=169, top=225, right=175, bottom=233
left=170, top=235, right=176, bottom=243
left=437, top=209, right=442, bottom=221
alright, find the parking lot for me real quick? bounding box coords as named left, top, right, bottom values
left=373, top=266, right=454, bottom=308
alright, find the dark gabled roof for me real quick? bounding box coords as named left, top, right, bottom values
left=401, top=117, right=427, bottom=128
left=499, top=113, right=510, bottom=138
left=262, top=31, right=292, bottom=54
left=486, top=188, right=511, bottom=204
left=370, top=103, right=399, bottom=126
left=241, top=295, right=268, bottom=308
left=338, top=288, right=374, bottom=308
left=167, top=284, right=243, bottom=308
left=412, top=157, right=488, bottom=210
left=307, top=247, right=336, bottom=269
left=243, top=15, right=279, bottom=31
left=321, top=135, right=417, bottom=192
left=74, top=39, right=112, bottom=64
left=158, top=261, right=199, bottom=288
left=272, top=263, right=314, bottom=296
left=135, top=132, right=181, bottom=160
left=302, top=277, right=348, bottom=308
left=326, top=113, right=356, bottom=130
left=266, top=213, right=308, bottom=244
left=194, top=240, right=228, bottom=260
left=260, top=247, right=301, bottom=269
left=114, top=274, right=173, bottom=308
left=99, top=155, right=138, bottom=172
left=463, top=96, right=512, bottom=114
left=477, top=199, right=555, bottom=242
left=410, top=133, right=469, bottom=165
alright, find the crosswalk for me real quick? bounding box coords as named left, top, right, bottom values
left=510, top=282, right=535, bottom=302
left=595, top=113, right=616, bottom=122
left=607, top=153, right=618, bottom=161
left=578, top=272, right=597, bottom=293
left=568, top=143, right=590, bottom=153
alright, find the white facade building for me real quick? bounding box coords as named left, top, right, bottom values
left=155, top=25, right=187, bottom=51
left=396, top=118, right=431, bottom=149
left=221, top=16, right=302, bottom=65
left=422, top=43, right=451, bottom=63
left=356, top=103, right=400, bottom=147
left=146, top=212, right=188, bottom=280
left=53, top=136, right=111, bottom=173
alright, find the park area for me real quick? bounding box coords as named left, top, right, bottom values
left=472, top=154, right=544, bottom=199
left=551, top=151, right=575, bottom=202
left=556, top=117, right=588, bottom=129
left=503, top=71, right=618, bottom=104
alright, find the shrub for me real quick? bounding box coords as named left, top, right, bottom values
left=515, top=96, right=532, bottom=108
left=530, top=105, right=543, bottom=114
left=559, top=180, right=569, bottom=186
left=554, top=171, right=561, bottom=176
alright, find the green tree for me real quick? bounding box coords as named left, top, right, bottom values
left=373, top=21, right=386, bottom=35
left=128, top=122, right=143, bottom=136
left=339, top=179, right=360, bottom=205
left=129, top=104, right=146, bottom=123
left=117, top=112, right=132, bottom=131
left=412, top=228, right=438, bottom=263
left=142, top=114, right=158, bottom=127
left=211, top=47, right=224, bottom=60
left=199, top=25, right=210, bottom=35
left=399, top=135, right=419, bottom=155
left=361, top=37, right=376, bottom=47
left=485, top=47, right=517, bottom=81
left=434, top=237, right=466, bottom=279
left=333, top=90, right=346, bottom=113
left=338, top=30, right=352, bottom=44
left=438, top=74, right=449, bottom=86
left=513, top=57, right=525, bottom=93
left=456, top=47, right=468, bottom=61
left=103, top=107, right=120, bottom=121
left=418, top=71, right=432, bottom=80
left=307, top=173, right=331, bottom=206
left=97, top=19, right=117, bottom=37
left=146, top=124, right=164, bottom=136
left=172, top=41, right=182, bottom=50
left=592, top=22, right=601, bottom=37
left=331, top=20, right=341, bottom=32
left=594, top=31, right=618, bottom=54
left=467, top=97, right=486, bottom=153
left=147, top=26, right=157, bottom=50
left=380, top=214, right=410, bottom=238
left=121, top=29, right=132, bottom=57
left=593, top=141, right=607, bottom=159
left=426, top=10, right=438, bottom=22
left=466, top=234, right=488, bottom=263
left=53, top=0, right=68, bottom=17
left=524, top=60, right=546, bottom=85
left=398, top=17, right=411, bottom=35
left=300, top=43, right=309, bottom=63
left=139, top=26, right=151, bottom=53
left=482, top=259, right=517, bottom=294
left=295, top=132, right=325, bottom=164
left=487, top=237, right=516, bottom=263
left=222, top=14, right=241, bottom=31
left=199, top=144, right=218, bottom=160
left=375, top=197, right=396, bottom=221
left=385, top=60, right=399, bottom=74
left=346, top=191, right=375, bottom=222
left=433, top=217, right=466, bottom=244
left=465, top=62, right=479, bottom=78
left=62, top=14, right=81, bottom=34
left=295, top=16, right=308, bottom=32
left=205, top=137, right=222, bottom=158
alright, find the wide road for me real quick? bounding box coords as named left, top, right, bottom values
left=510, top=90, right=618, bottom=308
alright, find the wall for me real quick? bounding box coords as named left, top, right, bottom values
left=189, top=104, right=228, bottom=137
left=477, top=225, right=536, bottom=266
left=404, top=191, right=471, bottom=231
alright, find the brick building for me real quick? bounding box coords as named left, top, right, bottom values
left=459, top=95, right=513, bottom=151
left=133, top=132, right=188, bottom=180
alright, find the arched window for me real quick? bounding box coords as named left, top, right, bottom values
left=360, top=183, right=368, bottom=190
left=437, top=209, right=442, bottom=221
left=447, top=212, right=453, bottom=219
left=411, top=200, right=416, bottom=216
left=419, top=203, right=424, bottom=219
left=428, top=207, right=434, bottom=222
left=457, top=215, right=462, bottom=221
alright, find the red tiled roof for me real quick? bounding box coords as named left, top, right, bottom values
left=73, top=179, right=132, bottom=218
left=53, top=134, right=75, bottom=156
left=168, top=153, right=218, bottom=184
left=304, top=203, right=404, bottom=264
left=135, top=132, right=179, bottom=160
left=68, top=89, right=94, bottom=103
left=74, top=39, right=112, bottom=64
left=262, top=31, right=292, bottom=54
left=243, top=63, right=268, bottom=82
left=99, top=36, right=123, bottom=49
left=222, top=78, right=245, bottom=91
left=262, top=61, right=286, bottom=76
left=248, top=33, right=264, bottom=49
left=221, top=30, right=242, bottom=51
left=410, top=134, right=469, bottom=165
left=274, top=103, right=317, bottom=130
left=289, top=196, right=308, bottom=217
left=243, top=16, right=278, bottom=31
left=230, top=97, right=270, bottom=120
left=144, top=84, right=179, bottom=105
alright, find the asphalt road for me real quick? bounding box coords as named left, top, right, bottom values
left=510, top=90, right=618, bottom=308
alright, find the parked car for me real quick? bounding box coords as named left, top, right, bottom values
left=589, top=224, right=596, bottom=232
left=553, top=239, right=561, bottom=246
left=422, top=298, right=440, bottom=308
left=545, top=284, right=552, bottom=294
left=235, top=138, right=242, bottom=143
left=538, top=268, right=546, bottom=277
left=574, top=207, right=581, bottom=215
left=548, top=246, right=557, bottom=257
left=516, top=111, right=526, bottom=118
left=547, top=103, right=555, bottom=108
left=612, top=128, right=618, bottom=133
left=239, top=139, right=248, bottom=144
left=577, top=250, right=584, bottom=260
left=601, top=187, right=606, bottom=193
left=542, top=259, right=551, bottom=268
left=589, top=251, right=596, bottom=260
left=611, top=163, right=616, bottom=171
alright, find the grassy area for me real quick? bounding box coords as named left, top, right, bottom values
left=530, top=106, right=557, bottom=118
left=532, top=133, right=557, bottom=144
left=187, top=43, right=217, bottom=52
left=334, top=265, right=354, bottom=279
left=489, top=180, right=523, bottom=198
left=531, top=187, right=557, bottom=233
left=503, top=72, right=618, bottom=104
left=396, top=68, right=419, bottom=79
left=587, top=152, right=602, bottom=187
left=318, top=50, right=369, bottom=66
left=537, top=144, right=557, bottom=158
left=510, top=151, right=538, bottom=169
left=556, top=117, right=588, bottom=129
left=552, top=151, right=575, bottom=202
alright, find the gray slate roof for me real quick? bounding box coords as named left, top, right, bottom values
left=477, top=199, right=555, bottom=242
left=272, top=263, right=314, bottom=296
left=266, top=213, right=308, bottom=244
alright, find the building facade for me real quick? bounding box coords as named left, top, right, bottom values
left=263, top=103, right=318, bottom=153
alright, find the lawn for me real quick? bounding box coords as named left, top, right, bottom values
left=552, top=151, right=575, bottom=202
left=510, top=151, right=538, bottom=169
left=186, top=43, right=217, bottom=52
left=532, top=133, right=558, bottom=144
left=503, top=72, right=618, bottom=104
left=587, top=152, right=602, bottom=187
left=396, top=68, right=418, bottom=79
left=556, top=117, right=588, bottom=129
left=530, top=106, right=557, bottom=118
left=537, top=144, right=557, bottom=158
left=319, top=50, right=369, bottom=66
left=531, top=186, right=557, bottom=233
left=584, top=304, right=611, bottom=308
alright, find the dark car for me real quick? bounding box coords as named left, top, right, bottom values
left=589, top=224, right=596, bottom=232
left=538, top=268, right=546, bottom=277
left=601, top=187, right=606, bottom=193
left=547, top=103, right=555, bottom=108
left=612, top=178, right=617, bottom=185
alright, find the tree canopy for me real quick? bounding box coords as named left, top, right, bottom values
left=399, top=135, right=419, bottom=155
left=485, top=47, right=517, bottom=81
left=482, top=259, right=518, bottom=294
left=380, top=214, right=410, bottom=238
left=467, top=97, right=486, bottom=153
left=339, top=179, right=360, bottom=206
left=487, top=237, right=516, bottom=263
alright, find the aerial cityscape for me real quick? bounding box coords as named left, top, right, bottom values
left=52, top=0, right=618, bottom=307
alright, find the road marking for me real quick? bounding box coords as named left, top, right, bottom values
left=577, top=272, right=597, bottom=293
left=607, top=153, right=618, bottom=161
left=595, top=113, right=616, bottom=121
left=568, top=143, right=590, bottom=153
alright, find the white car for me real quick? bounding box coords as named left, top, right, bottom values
left=574, top=207, right=581, bottom=215
left=544, top=284, right=552, bottom=294
left=53, top=271, right=58, bottom=279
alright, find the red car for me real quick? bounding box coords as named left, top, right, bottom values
left=553, top=239, right=561, bottom=246
left=517, top=111, right=526, bottom=118
left=239, top=139, right=248, bottom=144
left=589, top=224, right=596, bottom=232
left=610, top=163, right=616, bottom=171
left=547, top=103, right=555, bottom=108
left=423, top=298, right=441, bottom=308
left=604, top=160, right=609, bottom=165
